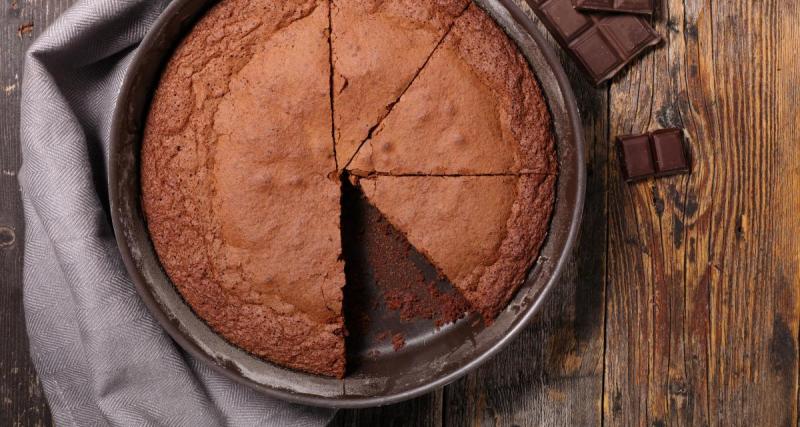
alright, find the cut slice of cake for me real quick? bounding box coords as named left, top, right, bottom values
left=142, top=0, right=346, bottom=377
left=360, top=174, right=556, bottom=320
left=348, top=4, right=556, bottom=176
left=331, top=0, right=469, bottom=167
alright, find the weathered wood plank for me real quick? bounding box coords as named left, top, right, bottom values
left=330, top=391, right=443, bottom=427
left=777, top=4, right=800, bottom=427
left=439, top=1, right=608, bottom=425
left=0, top=1, right=75, bottom=426
left=604, top=1, right=800, bottom=426
left=701, top=0, right=800, bottom=424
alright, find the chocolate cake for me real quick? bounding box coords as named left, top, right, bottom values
left=349, top=5, right=556, bottom=175
left=142, top=0, right=557, bottom=378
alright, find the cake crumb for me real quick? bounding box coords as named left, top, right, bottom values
left=392, top=333, right=406, bottom=351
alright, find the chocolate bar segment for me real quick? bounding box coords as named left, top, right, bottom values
left=527, top=0, right=661, bottom=85
left=574, top=0, right=655, bottom=15
left=617, top=128, right=690, bottom=182
left=618, top=135, right=655, bottom=181
left=651, top=129, right=690, bottom=175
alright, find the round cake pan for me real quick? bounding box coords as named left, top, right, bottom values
left=110, top=0, right=586, bottom=409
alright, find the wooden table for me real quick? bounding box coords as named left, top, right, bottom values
left=2, top=0, right=798, bottom=425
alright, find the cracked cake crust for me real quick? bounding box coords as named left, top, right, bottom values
left=348, top=4, right=557, bottom=176
left=141, top=0, right=346, bottom=378
left=331, top=0, right=469, bottom=167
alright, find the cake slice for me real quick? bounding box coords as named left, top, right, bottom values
left=348, top=4, right=556, bottom=176
left=142, top=0, right=346, bottom=377
left=360, top=174, right=556, bottom=320
left=331, top=0, right=469, bottom=167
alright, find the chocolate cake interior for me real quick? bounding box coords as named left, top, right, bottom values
left=340, top=173, right=472, bottom=368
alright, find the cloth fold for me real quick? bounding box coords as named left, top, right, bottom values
left=19, top=1, right=335, bottom=425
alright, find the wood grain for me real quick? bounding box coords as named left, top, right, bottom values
left=1, top=1, right=75, bottom=426
left=604, top=1, right=800, bottom=427
left=330, top=391, right=443, bottom=427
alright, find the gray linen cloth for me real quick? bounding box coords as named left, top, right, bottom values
left=18, top=0, right=335, bottom=425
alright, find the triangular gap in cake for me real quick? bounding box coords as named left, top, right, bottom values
left=338, top=172, right=474, bottom=358
left=353, top=173, right=557, bottom=321
left=346, top=4, right=557, bottom=177
left=331, top=0, right=471, bottom=169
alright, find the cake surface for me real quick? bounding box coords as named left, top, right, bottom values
left=141, top=0, right=346, bottom=378
left=360, top=174, right=555, bottom=319
left=331, top=0, right=469, bottom=167
left=142, top=0, right=557, bottom=378
left=348, top=5, right=556, bottom=175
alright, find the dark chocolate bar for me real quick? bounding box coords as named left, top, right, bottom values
left=573, top=0, right=655, bottom=15
left=526, top=0, right=661, bottom=85
left=617, top=128, right=690, bottom=182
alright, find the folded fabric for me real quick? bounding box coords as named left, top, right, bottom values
left=18, top=0, right=334, bottom=425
